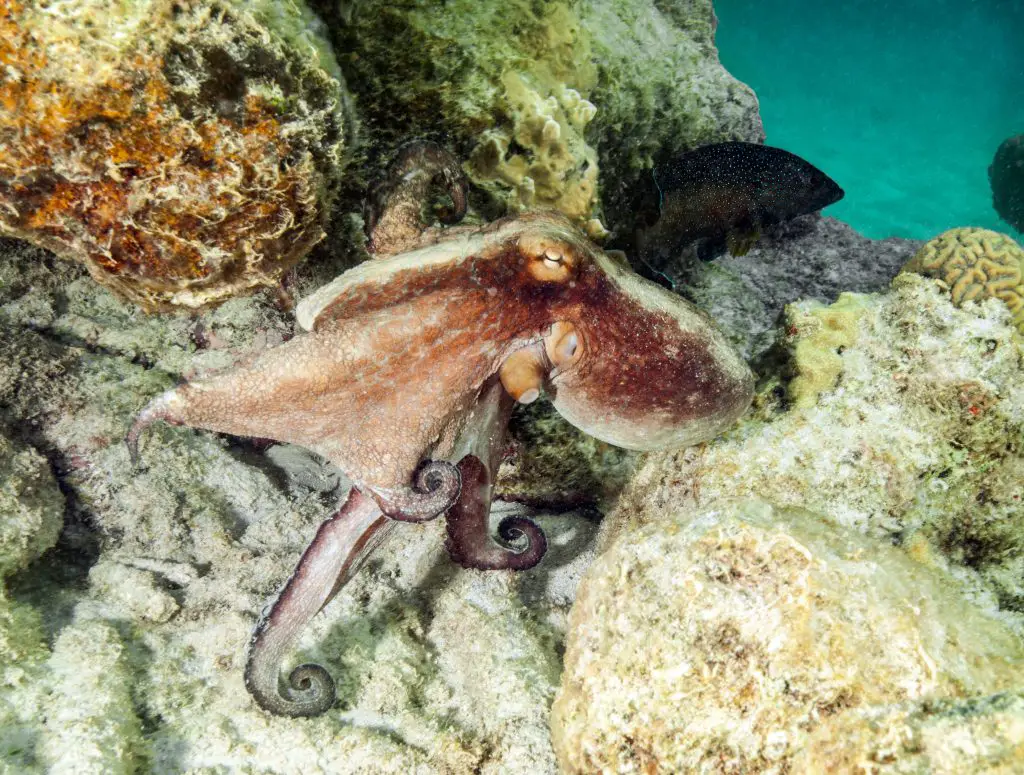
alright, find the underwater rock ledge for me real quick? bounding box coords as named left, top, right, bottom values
left=322, top=0, right=762, bottom=233
left=0, top=0, right=351, bottom=311
left=553, top=500, right=1024, bottom=774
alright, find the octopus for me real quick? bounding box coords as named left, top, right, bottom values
left=128, top=141, right=756, bottom=717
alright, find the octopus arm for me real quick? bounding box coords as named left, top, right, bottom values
left=245, top=487, right=392, bottom=717
left=443, top=377, right=548, bottom=570
left=129, top=292, right=510, bottom=491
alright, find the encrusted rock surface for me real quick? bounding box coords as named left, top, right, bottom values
left=324, top=0, right=762, bottom=232
left=38, top=621, right=145, bottom=774
left=678, top=215, right=921, bottom=359
left=0, top=432, right=63, bottom=580
left=552, top=501, right=1024, bottom=774
left=795, top=691, right=1024, bottom=773
left=610, top=271, right=1024, bottom=625
left=0, top=0, right=351, bottom=310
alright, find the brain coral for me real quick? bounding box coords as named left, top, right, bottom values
left=0, top=0, right=349, bottom=311
left=902, top=227, right=1024, bottom=333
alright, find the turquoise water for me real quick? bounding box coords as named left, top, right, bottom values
left=715, top=0, right=1024, bottom=239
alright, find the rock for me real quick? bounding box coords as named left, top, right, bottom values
left=0, top=0, right=351, bottom=311
left=38, top=621, right=146, bottom=774
left=497, top=401, right=636, bottom=511
left=0, top=431, right=63, bottom=580
left=88, top=560, right=180, bottom=624
left=609, top=272, right=1024, bottom=626
left=795, top=691, right=1024, bottom=773
left=324, top=0, right=761, bottom=231
left=678, top=215, right=921, bottom=359
left=0, top=593, right=49, bottom=772
left=990, top=133, right=1024, bottom=234
left=552, top=501, right=1024, bottom=774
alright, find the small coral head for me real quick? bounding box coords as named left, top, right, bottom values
left=535, top=242, right=755, bottom=450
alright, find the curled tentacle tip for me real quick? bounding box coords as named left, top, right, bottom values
left=368, top=459, right=462, bottom=523
left=437, top=167, right=469, bottom=225
left=496, top=515, right=548, bottom=570
left=125, top=390, right=174, bottom=467
left=414, top=459, right=461, bottom=498
left=244, top=661, right=336, bottom=718
left=125, top=388, right=188, bottom=468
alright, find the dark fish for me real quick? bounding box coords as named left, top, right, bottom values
left=634, top=141, right=844, bottom=272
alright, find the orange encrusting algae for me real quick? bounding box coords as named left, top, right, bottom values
left=0, top=0, right=345, bottom=311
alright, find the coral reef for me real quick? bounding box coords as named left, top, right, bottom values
left=2, top=206, right=1023, bottom=771
left=609, top=271, right=1024, bottom=627
left=552, top=501, right=1024, bottom=774
left=0, top=0, right=350, bottom=311
left=990, top=133, right=1024, bottom=234
left=324, top=0, right=761, bottom=231
left=902, top=227, right=1024, bottom=334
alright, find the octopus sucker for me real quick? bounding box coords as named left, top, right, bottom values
left=129, top=141, right=754, bottom=717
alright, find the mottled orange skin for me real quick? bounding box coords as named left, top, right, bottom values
left=141, top=211, right=753, bottom=489
left=0, top=0, right=338, bottom=310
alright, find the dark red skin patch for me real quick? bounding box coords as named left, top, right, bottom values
left=314, top=217, right=745, bottom=429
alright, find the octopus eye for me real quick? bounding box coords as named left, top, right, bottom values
left=543, top=248, right=564, bottom=266
left=545, top=321, right=583, bottom=371
left=519, top=232, right=577, bottom=282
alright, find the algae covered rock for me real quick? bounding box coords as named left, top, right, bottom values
left=327, top=0, right=761, bottom=232
left=0, top=432, right=63, bottom=580
left=611, top=272, right=1024, bottom=623
left=795, top=692, right=1024, bottom=774
left=552, top=501, right=1024, bottom=774
left=678, top=215, right=920, bottom=360
left=38, top=621, right=146, bottom=774
left=0, top=0, right=351, bottom=311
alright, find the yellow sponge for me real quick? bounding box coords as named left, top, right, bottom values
left=902, top=228, right=1024, bottom=333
